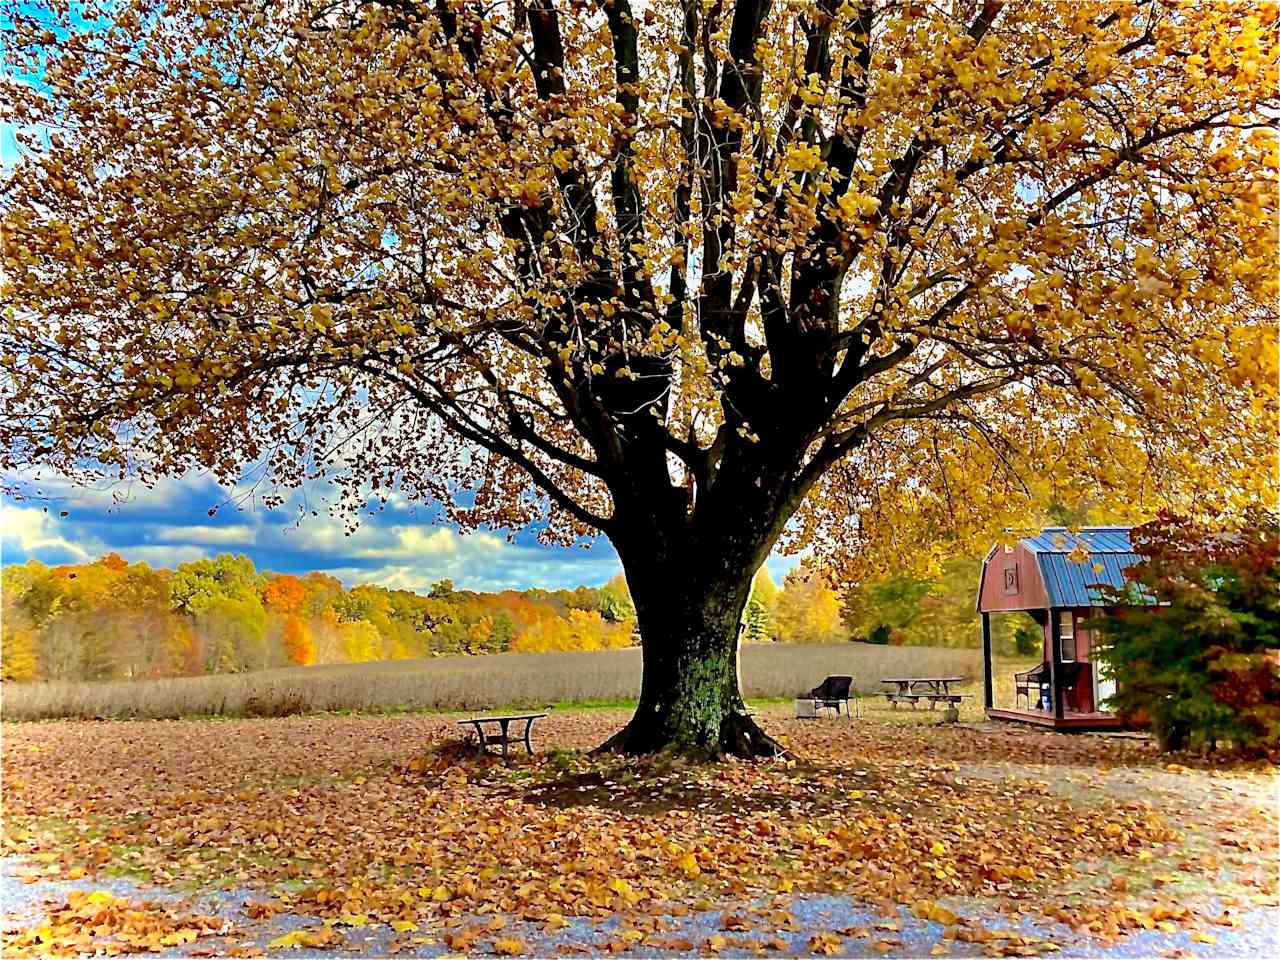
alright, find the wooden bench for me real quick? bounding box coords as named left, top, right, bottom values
left=1014, top=661, right=1084, bottom=710
left=458, top=713, right=547, bottom=760
left=887, top=693, right=965, bottom=709
left=1014, top=663, right=1048, bottom=708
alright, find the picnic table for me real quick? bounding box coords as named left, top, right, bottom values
left=458, top=712, right=548, bottom=759
left=879, top=677, right=966, bottom=710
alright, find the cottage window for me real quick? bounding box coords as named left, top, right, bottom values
left=1058, top=613, right=1077, bottom=662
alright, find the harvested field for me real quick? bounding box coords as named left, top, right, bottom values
left=0, top=643, right=980, bottom=721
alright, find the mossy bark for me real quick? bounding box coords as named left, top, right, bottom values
left=596, top=558, right=785, bottom=759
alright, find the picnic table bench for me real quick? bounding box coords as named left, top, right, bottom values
left=880, top=677, right=966, bottom=710
left=458, top=712, right=547, bottom=759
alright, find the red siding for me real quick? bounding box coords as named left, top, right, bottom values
left=978, top=544, right=1048, bottom=612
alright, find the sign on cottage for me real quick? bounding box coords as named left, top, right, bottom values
left=1002, top=564, right=1019, bottom=595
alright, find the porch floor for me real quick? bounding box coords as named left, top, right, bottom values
left=986, top=706, right=1128, bottom=730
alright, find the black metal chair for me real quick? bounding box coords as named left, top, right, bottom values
left=808, top=676, right=856, bottom=718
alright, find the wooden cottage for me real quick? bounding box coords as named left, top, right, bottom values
left=976, top=527, right=1138, bottom=730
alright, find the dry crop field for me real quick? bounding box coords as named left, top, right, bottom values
left=0, top=643, right=979, bottom=721
left=2, top=702, right=1276, bottom=958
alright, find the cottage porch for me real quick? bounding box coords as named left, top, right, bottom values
left=985, top=706, right=1127, bottom=731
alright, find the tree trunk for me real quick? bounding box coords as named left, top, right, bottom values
left=1154, top=715, right=1190, bottom=753
left=596, top=550, right=786, bottom=760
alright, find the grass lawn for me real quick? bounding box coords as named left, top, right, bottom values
left=2, top=704, right=1275, bottom=957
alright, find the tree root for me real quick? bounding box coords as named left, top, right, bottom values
left=593, top=708, right=787, bottom=761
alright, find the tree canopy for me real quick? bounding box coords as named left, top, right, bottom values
left=3, top=0, right=1275, bottom=554
left=2, top=0, right=1276, bottom=754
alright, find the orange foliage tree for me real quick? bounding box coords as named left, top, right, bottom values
left=2, top=0, right=1276, bottom=755
left=282, top=616, right=316, bottom=667
left=262, top=575, right=308, bottom=616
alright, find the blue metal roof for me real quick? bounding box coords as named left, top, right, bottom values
left=976, top=526, right=1148, bottom=612
left=1020, top=527, right=1134, bottom=554
left=1014, top=527, right=1138, bottom=607
left=1035, top=551, right=1142, bottom=607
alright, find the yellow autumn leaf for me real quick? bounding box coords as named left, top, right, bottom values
left=675, top=852, right=701, bottom=879
left=912, top=901, right=960, bottom=926
left=268, top=929, right=327, bottom=950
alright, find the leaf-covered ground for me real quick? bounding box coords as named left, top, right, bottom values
left=2, top=706, right=1276, bottom=957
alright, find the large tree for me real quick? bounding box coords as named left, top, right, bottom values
left=2, top=0, right=1276, bottom=756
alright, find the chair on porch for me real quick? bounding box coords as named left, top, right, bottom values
left=1014, top=661, right=1083, bottom=710
left=1014, top=663, right=1047, bottom=708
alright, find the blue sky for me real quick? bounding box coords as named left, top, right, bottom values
left=0, top=472, right=630, bottom=592
left=1, top=473, right=802, bottom=593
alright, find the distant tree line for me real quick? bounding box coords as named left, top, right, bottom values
left=1, top=553, right=637, bottom=682
left=3, top=545, right=1025, bottom=684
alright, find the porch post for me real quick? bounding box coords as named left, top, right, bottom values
left=1048, top=608, right=1064, bottom=721
left=981, top=612, right=993, bottom=710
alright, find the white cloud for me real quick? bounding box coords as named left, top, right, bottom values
left=151, top=523, right=257, bottom=545
left=353, top=526, right=506, bottom=560
left=275, top=516, right=351, bottom=553
left=0, top=503, right=245, bottom=571
left=3, top=471, right=623, bottom=593
left=764, top=549, right=804, bottom=584
left=2, top=472, right=201, bottom=513
left=0, top=505, right=92, bottom=561
left=322, top=532, right=620, bottom=593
